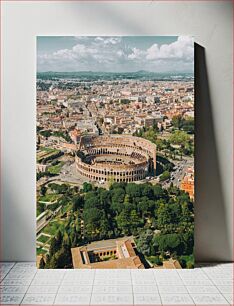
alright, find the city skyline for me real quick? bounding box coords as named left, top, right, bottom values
left=36, top=36, right=194, bottom=269
left=37, top=36, right=194, bottom=73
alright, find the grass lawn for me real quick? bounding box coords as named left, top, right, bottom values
left=37, top=235, right=50, bottom=244
left=43, top=219, right=66, bottom=236
left=37, top=147, right=60, bottom=163
left=38, top=194, right=60, bottom=203
left=178, top=254, right=194, bottom=268
left=48, top=162, right=64, bottom=175
left=36, top=247, right=48, bottom=255
left=37, top=207, right=45, bottom=217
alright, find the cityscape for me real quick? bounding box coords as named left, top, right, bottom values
left=36, top=36, right=194, bottom=269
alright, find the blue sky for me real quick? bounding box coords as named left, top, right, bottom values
left=37, top=36, right=194, bottom=73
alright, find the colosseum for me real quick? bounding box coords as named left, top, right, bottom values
left=75, top=135, right=156, bottom=183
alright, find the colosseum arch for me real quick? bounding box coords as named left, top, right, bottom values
left=76, top=135, right=156, bottom=183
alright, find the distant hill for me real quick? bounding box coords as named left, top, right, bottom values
left=37, top=71, right=194, bottom=81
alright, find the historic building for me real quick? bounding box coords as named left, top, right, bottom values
left=71, top=237, right=144, bottom=269
left=75, top=135, right=156, bottom=183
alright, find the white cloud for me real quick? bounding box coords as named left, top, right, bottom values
left=146, top=36, right=193, bottom=61
left=128, top=48, right=145, bottom=60
left=37, top=36, right=194, bottom=72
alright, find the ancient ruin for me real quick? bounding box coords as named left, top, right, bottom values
left=75, top=135, right=156, bottom=183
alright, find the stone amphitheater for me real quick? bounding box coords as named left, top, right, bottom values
left=75, top=135, right=156, bottom=183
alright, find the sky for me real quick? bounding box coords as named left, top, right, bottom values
left=37, top=36, right=194, bottom=73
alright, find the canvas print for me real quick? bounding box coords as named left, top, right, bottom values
left=36, top=36, right=194, bottom=269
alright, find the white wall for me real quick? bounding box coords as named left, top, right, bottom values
left=1, top=1, right=233, bottom=262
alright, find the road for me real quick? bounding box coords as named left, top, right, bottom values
left=161, top=156, right=193, bottom=188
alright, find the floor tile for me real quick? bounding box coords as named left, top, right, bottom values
left=14, top=262, right=36, bottom=268
left=0, top=272, right=10, bottom=280
left=93, top=278, right=132, bottom=285
left=21, top=293, right=55, bottom=305
left=181, top=279, right=213, bottom=286
left=94, top=275, right=132, bottom=281
left=31, top=278, right=62, bottom=286
left=156, top=279, right=184, bottom=285
left=179, top=274, right=209, bottom=280
left=134, top=293, right=161, bottom=305
left=211, top=279, right=233, bottom=286
left=95, top=270, right=130, bottom=278
left=160, top=294, right=194, bottom=305
left=54, top=294, right=90, bottom=305
left=63, top=270, right=94, bottom=278
left=58, top=284, right=92, bottom=294
left=62, top=277, right=94, bottom=285
left=0, top=279, right=32, bottom=286
left=92, top=285, right=132, bottom=294
left=158, top=285, right=187, bottom=294
left=132, top=278, right=156, bottom=285
left=0, top=285, right=28, bottom=294
left=186, top=285, right=219, bottom=293
left=132, top=285, right=158, bottom=294
left=223, top=293, right=233, bottom=304
left=131, top=270, right=154, bottom=277
left=91, top=294, right=133, bottom=305
left=0, top=262, right=15, bottom=268
left=4, top=272, right=35, bottom=281
left=216, top=285, right=233, bottom=293
left=190, top=293, right=229, bottom=305
left=0, top=294, right=24, bottom=305
left=27, top=285, right=59, bottom=294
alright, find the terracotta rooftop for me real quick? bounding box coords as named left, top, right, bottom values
left=71, top=236, right=145, bottom=269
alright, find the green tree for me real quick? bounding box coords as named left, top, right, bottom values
left=156, top=233, right=183, bottom=255
left=116, top=209, right=130, bottom=235
left=72, top=195, right=84, bottom=211
left=172, top=115, right=183, bottom=130
left=83, top=182, right=93, bottom=193
left=129, top=210, right=142, bottom=231
left=136, top=229, right=153, bottom=256
left=39, top=257, right=45, bottom=269
left=126, top=183, right=141, bottom=199
left=159, top=171, right=170, bottom=182
left=169, top=130, right=190, bottom=146
left=156, top=202, right=174, bottom=230
left=40, top=186, right=47, bottom=196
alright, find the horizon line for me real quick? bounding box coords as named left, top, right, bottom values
left=37, top=70, right=194, bottom=74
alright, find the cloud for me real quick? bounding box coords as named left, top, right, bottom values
left=37, top=36, right=194, bottom=72
left=127, top=36, right=194, bottom=62
left=146, top=36, right=193, bottom=61
left=128, top=47, right=145, bottom=60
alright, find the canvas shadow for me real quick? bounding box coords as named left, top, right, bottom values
left=194, top=43, right=232, bottom=264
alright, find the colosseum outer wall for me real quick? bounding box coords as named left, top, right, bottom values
left=75, top=135, right=156, bottom=183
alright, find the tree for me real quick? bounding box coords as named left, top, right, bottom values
left=152, top=184, right=167, bottom=200
left=169, top=130, right=190, bottom=146
left=83, top=182, right=93, bottom=193
left=40, top=186, right=47, bottom=196
left=111, top=187, right=125, bottom=205
left=156, top=202, right=174, bottom=230
left=156, top=233, right=183, bottom=255
left=159, top=171, right=170, bottom=182
left=116, top=209, right=130, bottom=235
left=172, top=115, right=183, bottom=130
left=136, top=229, right=153, bottom=256
left=49, top=237, right=58, bottom=257
left=72, top=195, right=84, bottom=211
left=141, top=184, right=154, bottom=199
left=39, top=257, right=45, bottom=269
left=129, top=210, right=142, bottom=231
left=83, top=208, right=104, bottom=239
left=84, top=195, right=99, bottom=210
left=126, top=183, right=141, bottom=199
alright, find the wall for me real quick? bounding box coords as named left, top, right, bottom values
left=1, top=1, right=233, bottom=261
